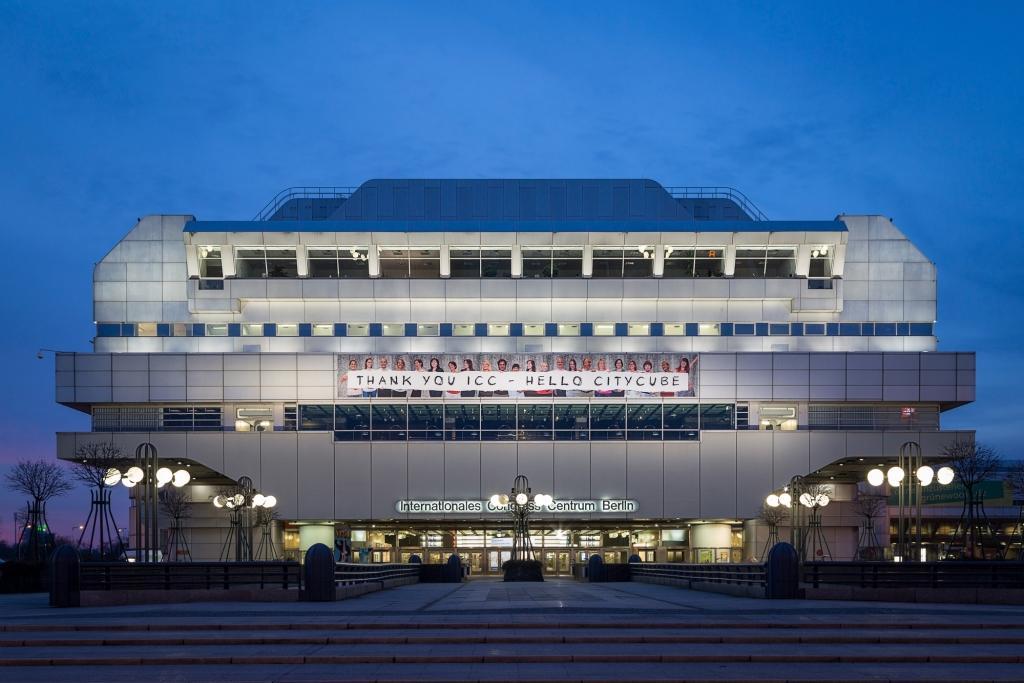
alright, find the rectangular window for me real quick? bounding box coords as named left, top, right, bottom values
left=591, top=247, right=653, bottom=278
left=377, top=247, right=440, bottom=278
left=808, top=246, right=834, bottom=279
left=312, top=323, right=333, bottom=336
left=346, top=323, right=370, bottom=337
left=452, top=323, right=475, bottom=336
left=300, top=404, right=334, bottom=430
left=481, top=404, right=516, bottom=440
left=449, top=247, right=512, bottom=278
left=663, top=323, right=686, bottom=336
left=590, top=404, right=626, bottom=440
left=487, top=323, right=510, bottom=336
left=517, top=404, right=552, bottom=440
left=371, top=404, right=408, bottom=440
left=198, top=247, right=223, bottom=278
left=207, top=323, right=228, bottom=336
left=700, top=404, right=735, bottom=430
left=307, top=247, right=370, bottom=278
left=627, top=323, right=650, bottom=336
left=444, top=404, right=480, bottom=440
left=521, top=247, right=583, bottom=278
left=554, top=404, right=589, bottom=440
left=275, top=323, right=297, bottom=337
left=626, top=404, right=662, bottom=440
left=382, top=323, right=404, bottom=337
left=241, top=323, right=263, bottom=336
left=407, top=404, right=443, bottom=440
left=163, top=407, right=222, bottom=431
left=663, top=247, right=725, bottom=278
left=234, top=247, right=298, bottom=278
left=417, top=323, right=439, bottom=336
left=734, top=247, right=796, bottom=278
left=698, top=323, right=720, bottom=336
left=523, top=323, right=545, bottom=336
left=136, top=323, right=157, bottom=337
left=593, top=323, right=616, bottom=336
left=663, top=404, right=699, bottom=440
left=557, top=323, right=580, bottom=336
left=171, top=323, right=191, bottom=337
left=333, top=404, right=371, bottom=441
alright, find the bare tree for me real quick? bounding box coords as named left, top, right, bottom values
left=854, top=493, right=887, bottom=560
left=160, top=487, right=192, bottom=562
left=855, top=493, right=887, bottom=521
left=1006, top=461, right=1024, bottom=561
left=71, top=442, right=127, bottom=489
left=159, top=487, right=193, bottom=520
left=4, top=460, right=74, bottom=562
left=760, top=503, right=789, bottom=527
left=5, top=460, right=74, bottom=504
left=944, top=440, right=1002, bottom=559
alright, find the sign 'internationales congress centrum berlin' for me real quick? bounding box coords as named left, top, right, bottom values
left=347, top=370, right=687, bottom=393
left=395, top=499, right=639, bottom=514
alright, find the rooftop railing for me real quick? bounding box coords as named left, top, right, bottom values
left=663, top=186, right=769, bottom=221
left=252, top=187, right=357, bottom=221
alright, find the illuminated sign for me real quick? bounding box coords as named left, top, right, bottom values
left=394, top=499, right=639, bottom=514
left=350, top=371, right=686, bottom=393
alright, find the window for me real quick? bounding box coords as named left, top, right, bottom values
left=198, top=247, right=223, bottom=278
left=449, top=248, right=512, bottom=277
left=346, top=323, right=370, bottom=337
left=663, top=404, right=699, bottom=440
left=517, top=404, right=552, bottom=440
left=700, top=404, right=735, bottom=430
left=241, top=323, right=263, bottom=336
left=663, top=247, right=725, bottom=277
left=333, top=404, right=370, bottom=441
left=452, top=323, right=475, bottom=336
left=312, top=323, right=333, bottom=336
left=734, top=247, right=796, bottom=278
left=758, top=405, right=797, bottom=431
left=283, top=405, right=297, bottom=431
left=408, top=404, right=443, bottom=440
left=207, top=323, right=228, bottom=336
left=481, top=404, right=516, bottom=440
left=591, top=247, right=653, bottom=278
left=307, top=247, right=370, bottom=278
left=234, top=247, right=298, bottom=278
left=444, top=404, right=480, bottom=440
left=698, top=323, right=720, bottom=336
left=377, top=247, right=441, bottom=278
left=554, top=404, right=589, bottom=440
left=593, top=323, right=615, bottom=336
left=627, top=323, right=650, bottom=336
left=664, top=324, right=686, bottom=336
left=809, top=246, right=833, bottom=278
left=382, top=323, right=404, bottom=337
left=171, top=323, right=191, bottom=337
left=521, top=247, right=583, bottom=278
left=590, top=404, right=626, bottom=440
left=557, top=323, right=579, bottom=336
left=163, top=407, right=222, bottom=431
left=487, top=323, right=510, bottom=336
left=417, top=323, right=439, bottom=336
left=300, top=405, right=334, bottom=430
left=626, top=404, right=662, bottom=440
left=523, top=324, right=545, bottom=336
left=136, top=323, right=157, bottom=337
left=277, top=323, right=298, bottom=337
left=371, top=404, right=407, bottom=440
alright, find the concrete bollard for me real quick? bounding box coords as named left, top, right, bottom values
left=445, top=554, right=463, bottom=582
left=586, top=553, right=605, bottom=582
left=765, top=542, right=799, bottom=599
left=49, top=545, right=80, bottom=608
left=302, top=543, right=336, bottom=602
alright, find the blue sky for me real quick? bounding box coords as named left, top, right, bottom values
left=0, top=1, right=1021, bottom=538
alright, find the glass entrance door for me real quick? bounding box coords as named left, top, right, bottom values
left=544, top=551, right=571, bottom=575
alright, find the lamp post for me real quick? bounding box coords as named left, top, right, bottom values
left=799, top=487, right=833, bottom=562
left=212, top=476, right=277, bottom=562
left=489, top=474, right=552, bottom=562
left=866, top=440, right=954, bottom=561
left=104, top=443, right=190, bottom=562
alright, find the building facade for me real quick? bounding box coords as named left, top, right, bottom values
left=55, top=179, right=975, bottom=570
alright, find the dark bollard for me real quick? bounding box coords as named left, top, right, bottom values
left=302, top=543, right=336, bottom=602
left=49, top=545, right=80, bottom=608
left=408, top=554, right=422, bottom=564
left=765, top=542, right=799, bottom=599
left=445, top=554, right=462, bottom=583
left=628, top=553, right=642, bottom=564
left=586, top=553, right=605, bottom=582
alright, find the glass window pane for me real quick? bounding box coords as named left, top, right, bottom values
left=590, top=258, right=621, bottom=278
left=452, top=323, right=475, bottom=336
left=371, top=404, right=407, bottom=439
left=523, top=324, right=545, bottom=336
left=662, top=259, right=695, bottom=277
left=522, top=259, right=551, bottom=278
left=449, top=248, right=477, bottom=258
left=408, top=404, right=443, bottom=439
left=417, top=323, right=439, bottom=336
left=517, top=404, right=552, bottom=439
left=627, top=404, right=662, bottom=439
left=733, top=258, right=765, bottom=278
left=551, top=255, right=582, bottom=278
left=487, top=323, right=509, bottom=336
left=444, top=404, right=480, bottom=440
left=409, top=255, right=440, bottom=278
left=480, top=258, right=511, bottom=277
left=664, top=324, right=686, bottom=336
left=198, top=247, right=223, bottom=278
left=312, top=323, right=333, bottom=336
left=382, top=323, right=404, bottom=337
left=235, top=258, right=267, bottom=278
left=308, top=259, right=339, bottom=278
left=379, top=259, right=409, bottom=278
left=557, top=323, right=579, bottom=336
left=765, top=257, right=796, bottom=278
left=449, top=259, right=479, bottom=278
left=347, top=323, right=370, bottom=337
left=590, top=404, right=625, bottom=439
left=627, top=323, right=650, bottom=336
left=266, top=259, right=298, bottom=278
left=334, top=404, right=371, bottom=431
left=207, top=323, right=228, bottom=336
left=277, top=323, right=298, bottom=337
left=663, top=404, right=699, bottom=430
left=338, top=248, right=369, bottom=278
left=593, top=323, right=615, bottom=336
left=481, top=404, right=516, bottom=440
left=171, top=323, right=191, bottom=337
left=136, top=323, right=157, bottom=337
left=622, top=257, right=650, bottom=277
left=698, top=323, right=720, bottom=336
left=307, top=248, right=337, bottom=258
left=701, top=404, right=735, bottom=430
left=694, top=258, right=724, bottom=277
left=554, top=404, right=589, bottom=440
left=300, top=405, right=334, bottom=430
left=235, top=248, right=265, bottom=258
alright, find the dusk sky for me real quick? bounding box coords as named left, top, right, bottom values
left=1, top=2, right=1021, bottom=540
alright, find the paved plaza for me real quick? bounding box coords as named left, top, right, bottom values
left=3, top=578, right=1024, bottom=681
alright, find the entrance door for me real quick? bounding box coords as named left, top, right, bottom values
left=488, top=550, right=511, bottom=573
left=544, top=551, right=571, bottom=575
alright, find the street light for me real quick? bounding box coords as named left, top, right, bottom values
left=800, top=487, right=832, bottom=561
left=212, top=476, right=277, bottom=561
left=489, top=475, right=550, bottom=563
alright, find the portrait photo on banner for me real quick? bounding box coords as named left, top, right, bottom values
left=336, top=353, right=699, bottom=399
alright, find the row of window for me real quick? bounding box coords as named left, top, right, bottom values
left=93, top=406, right=223, bottom=432
left=198, top=245, right=835, bottom=280
left=301, top=402, right=735, bottom=441
left=97, top=321, right=936, bottom=338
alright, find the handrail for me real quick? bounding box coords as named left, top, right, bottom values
left=802, top=561, right=1024, bottom=590
left=630, top=561, right=767, bottom=586
left=253, top=187, right=357, bottom=221
left=79, top=561, right=302, bottom=591
left=334, top=562, right=419, bottom=586
left=662, top=186, right=769, bottom=221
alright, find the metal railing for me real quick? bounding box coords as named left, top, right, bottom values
left=253, top=187, right=357, bottom=221
left=334, top=562, right=420, bottom=586
left=630, top=561, right=767, bottom=587
left=663, top=186, right=768, bottom=221
left=802, top=561, right=1024, bottom=590
left=80, top=561, right=302, bottom=591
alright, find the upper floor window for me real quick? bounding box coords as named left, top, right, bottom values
left=449, top=248, right=512, bottom=278
left=734, top=247, right=796, bottom=278
left=591, top=247, right=653, bottom=278
left=235, top=247, right=298, bottom=278
left=307, top=247, right=369, bottom=278
left=663, top=247, right=725, bottom=277
left=378, top=247, right=441, bottom=278
left=809, top=246, right=833, bottom=278
left=198, top=247, right=223, bottom=278
left=521, top=247, right=583, bottom=278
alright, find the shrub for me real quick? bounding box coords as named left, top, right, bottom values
left=502, top=559, right=544, bottom=582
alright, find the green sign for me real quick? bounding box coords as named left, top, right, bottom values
left=888, top=480, right=1007, bottom=506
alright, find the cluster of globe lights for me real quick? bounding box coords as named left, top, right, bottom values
left=212, top=492, right=277, bottom=509
left=764, top=492, right=793, bottom=508
left=104, top=466, right=190, bottom=489
left=489, top=492, right=554, bottom=507
left=866, top=465, right=954, bottom=488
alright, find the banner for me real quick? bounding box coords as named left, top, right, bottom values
left=395, top=499, right=638, bottom=514
left=337, top=353, right=698, bottom=398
